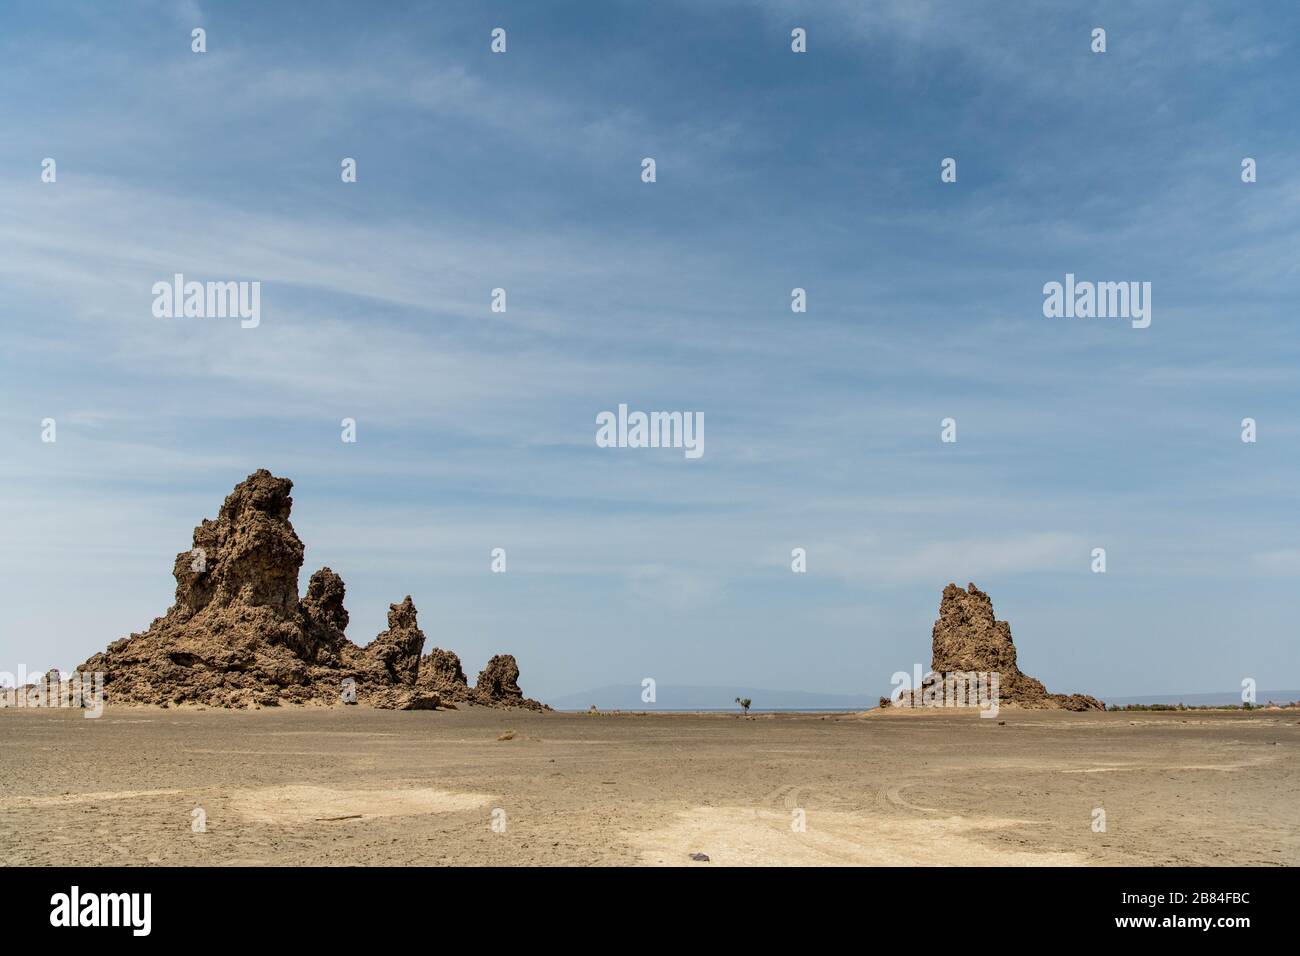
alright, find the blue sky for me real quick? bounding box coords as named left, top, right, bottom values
left=1, top=0, right=1297, bottom=702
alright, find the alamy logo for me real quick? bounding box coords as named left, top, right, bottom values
left=152, top=273, right=261, bottom=328
left=1042, top=273, right=1151, bottom=329
left=1, top=666, right=103, bottom=717
left=596, top=404, right=704, bottom=459
left=890, top=663, right=1001, bottom=718
left=50, top=886, right=151, bottom=936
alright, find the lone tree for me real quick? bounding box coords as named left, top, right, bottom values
left=735, top=696, right=752, bottom=715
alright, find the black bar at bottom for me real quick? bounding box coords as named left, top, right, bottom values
left=0, top=865, right=1280, bottom=939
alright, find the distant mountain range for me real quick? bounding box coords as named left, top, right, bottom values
left=1099, top=690, right=1300, bottom=708
left=545, top=684, right=1300, bottom=712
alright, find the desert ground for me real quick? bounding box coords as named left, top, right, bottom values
left=1, top=706, right=1296, bottom=866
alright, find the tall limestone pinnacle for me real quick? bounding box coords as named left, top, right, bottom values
left=928, top=583, right=1104, bottom=711
left=81, top=470, right=547, bottom=711
left=170, top=469, right=303, bottom=618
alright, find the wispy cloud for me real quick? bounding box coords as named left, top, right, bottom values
left=1, top=0, right=1297, bottom=698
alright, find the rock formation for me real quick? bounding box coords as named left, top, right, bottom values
left=300, top=567, right=349, bottom=662
left=413, top=648, right=546, bottom=711
left=421, top=648, right=468, bottom=689
left=924, top=583, right=1103, bottom=711
left=366, top=596, right=426, bottom=686
left=415, top=647, right=471, bottom=703
left=474, top=654, right=530, bottom=707
left=79, top=469, right=547, bottom=711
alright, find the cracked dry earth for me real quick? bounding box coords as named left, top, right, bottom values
left=2, top=707, right=1296, bottom=866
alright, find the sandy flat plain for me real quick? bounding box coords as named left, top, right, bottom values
left=2, top=706, right=1296, bottom=866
